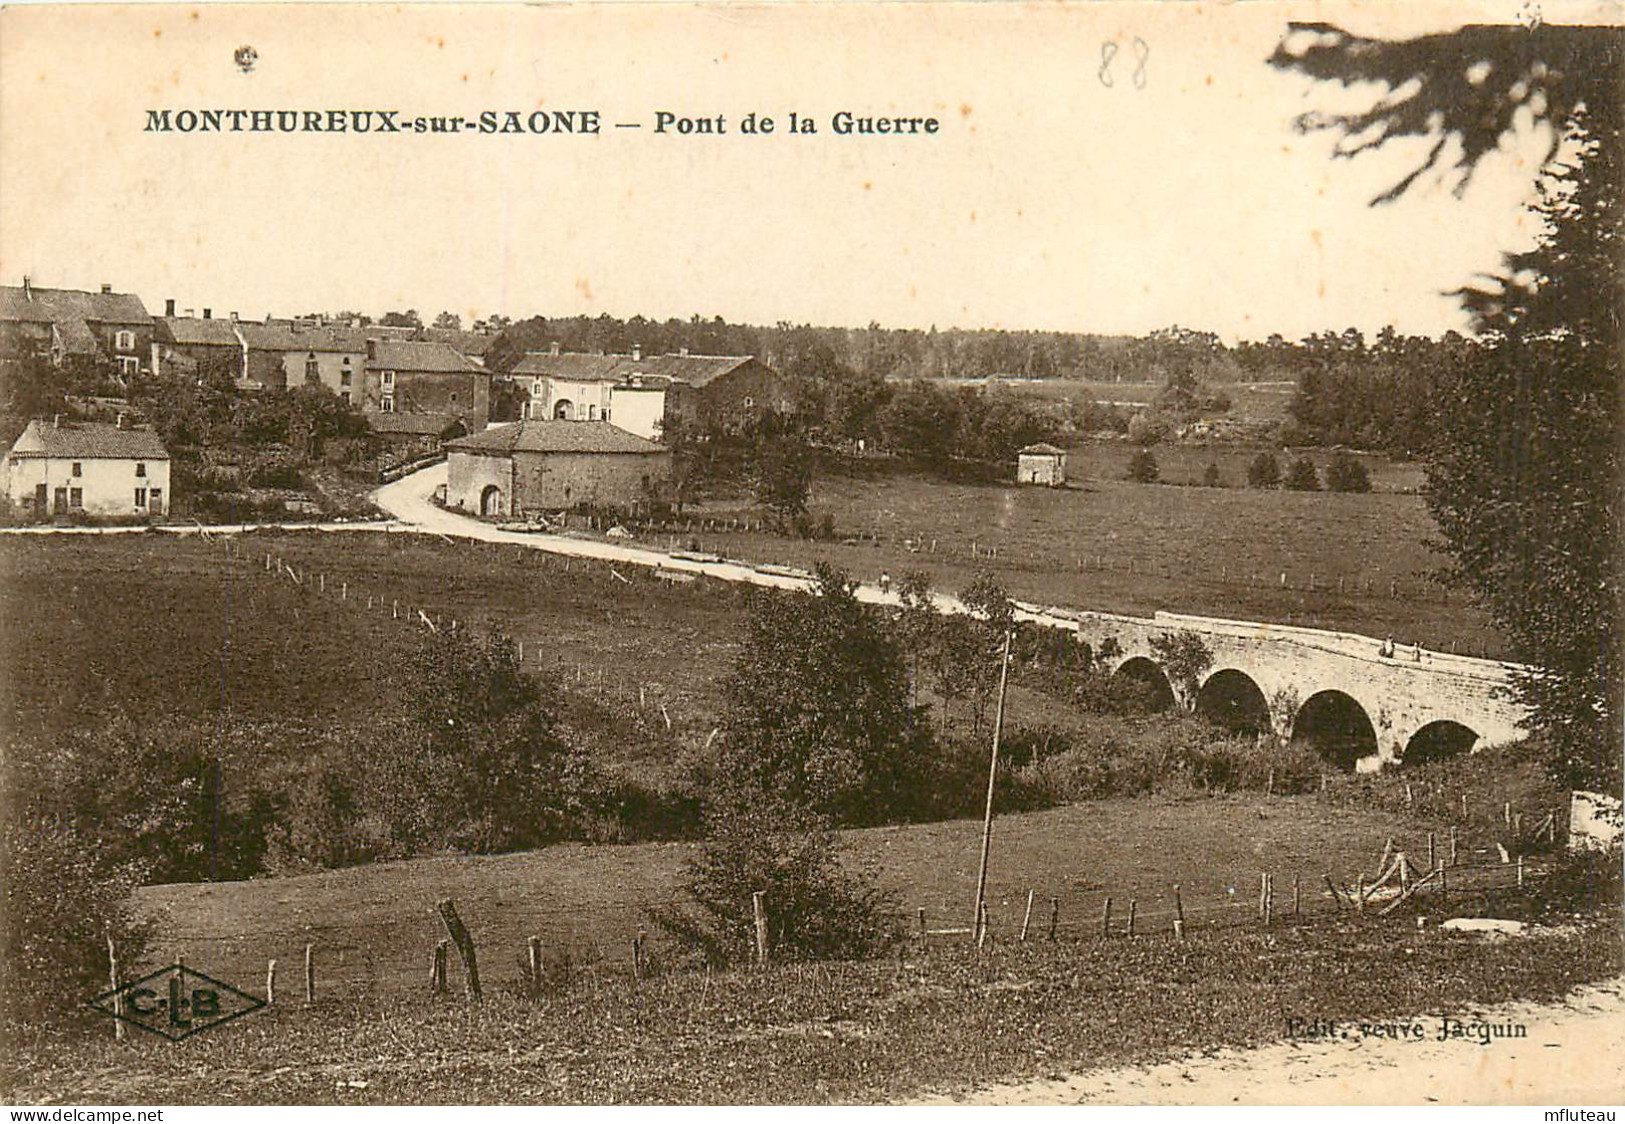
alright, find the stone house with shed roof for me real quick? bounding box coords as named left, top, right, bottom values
left=444, top=419, right=671, bottom=517
left=0, top=278, right=152, bottom=380
left=365, top=339, right=491, bottom=427
left=1016, top=443, right=1068, bottom=486
left=4, top=415, right=170, bottom=518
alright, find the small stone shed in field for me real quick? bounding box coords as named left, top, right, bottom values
left=1016, top=443, right=1068, bottom=487
left=444, top=419, right=672, bottom=518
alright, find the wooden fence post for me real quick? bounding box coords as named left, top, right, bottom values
left=265, top=958, right=276, bottom=1006
left=1126, top=899, right=1137, bottom=937
left=1449, top=824, right=1459, bottom=866
left=431, top=940, right=448, bottom=993
left=1048, top=897, right=1059, bottom=941
left=528, top=936, right=542, bottom=994
left=1428, top=831, right=1437, bottom=871
left=1172, top=885, right=1185, bottom=940
left=1292, top=873, right=1301, bottom=919
left=436, top=899, right=482, bottom=1001
left=633, top=930, right=645, bottom=980
left=107, top=936, right=125, bottom=1040
left=752, top=891, right=770, bottom=965
left=1355, top=875, right=1365, bottom=912
left=1100, top=896, right=1112, bottom=937
left=1020, top=889, right=1035, bottom=942
left=304, top=942, right=315, bottom=1004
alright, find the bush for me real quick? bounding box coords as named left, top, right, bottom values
left=1126, top=449, right=1160, bottom=483
left=1, top=814, right=151, bottom=1028
left=1125, top=413, right=1166, bottom=446
left=1246, top=452, right=1282, bottom=488
left=1325, top=452, right=1373, bottom=493
left=1202, top=462, right=1223, bottom=487
left=650, top=803, right=902, bottom=967
left=1284, top=457, right=1321, bottom=491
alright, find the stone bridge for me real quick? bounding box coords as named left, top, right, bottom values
left=1016, top=605, right=1528, bottom=772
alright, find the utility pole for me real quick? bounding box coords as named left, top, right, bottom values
left=972, top=630, right=1014, bottom=946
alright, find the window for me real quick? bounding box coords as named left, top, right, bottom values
left=135, top=462, right=146, bottom=478
left=450, top=393, right=458, bottom=404
left=114, top=330, right=135, bottom=351
left=305, top=355, right=320, bottom=382
left=149, top=488, right=162, bottom=511
left=743, top=395, right=755, bottom=408
left=340, top=391, right=351, bottom=404
left=340, top=370, right=352, bottom=387
left=382, top=398, right=396, bottom=413
left=382, top=371, right=395, bottom=386
left=118, top=356, right=139, bottom=377
left=135, top=487, right=147, bottom=508
left=71, top=462, right=82, bottom=477
left=68, top=487, right=82, bottom=509
left=587, top=404, right=598, bottom=420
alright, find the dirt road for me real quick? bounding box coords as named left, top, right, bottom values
left=908, top=977, right=1625, bottom=1105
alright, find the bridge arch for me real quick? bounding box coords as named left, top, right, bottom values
left=1194, top=668, right=1272, bottom=734
left=1113, top=656, right=1176, bottom=712
left=1292, top=689, right=1378, bottom=771
left=1401, top=720, right=1480, bottom=766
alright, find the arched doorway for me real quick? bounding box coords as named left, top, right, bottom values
left=1195, top=669, right=1272, bottom=735
left=1403, top=720, right=1479, bottom=766
left=479, top=484, right=503, bottom=516
left=554, top=399, right=575, bottom=420
left=1113, top=656, right=1176, bottom=712
left=1292, top=690, right=1377, bottom=771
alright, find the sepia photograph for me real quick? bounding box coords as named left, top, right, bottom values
left=0, top=0, right=1620, bottom=1109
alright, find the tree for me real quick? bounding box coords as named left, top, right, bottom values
left=379, top=309, right=422, bottom=329
left=1202, top=462, right=1223, bottom=488
left=1276, top=22, right=1623, bottom=791
left=1325, top=452, right=1372, bottom=493
left=432, top=311, right=462, bottom=330
left=1126, top=449, right=1159, bottom=484
left=1283, top=457, right=1321, bottom=491
left=1149, top=632, right=1213, bottom=701
left=1247, top=452, right=1281, bottom=489
left=717, top=565, right=929, bottom=825
left=753, top=436, right=814, bottom=530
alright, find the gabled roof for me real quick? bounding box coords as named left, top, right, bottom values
left=446, top=419, right=666, bottom=456
left=618, top=354, right=757, bottom=388
left=422, top=328, right=498, bottom=357
left=159, top=317, right=242, bottom=346
left=0, top=285, right=151, bottom=325
left=364, top=411, right=467, bottom=438
left=9, top=419, right=169, bottom=460
left=1019, top=443, right=1067, bottom=456
left=238, top=322, right=370, bottom=354
left=368, top=340, right=486, bottom=374
left=53, top=319, right=101, bottom=356
left=511, top=352, right=630, bottom=380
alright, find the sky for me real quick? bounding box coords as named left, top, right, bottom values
left=0, top=1, right=1613, bottom=341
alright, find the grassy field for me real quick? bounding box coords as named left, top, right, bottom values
left=675, top=460, right=1498, bottom=656
left=989, top=378, right=1299, bottom=425
left=125, top=793, right=1519, bottom=1003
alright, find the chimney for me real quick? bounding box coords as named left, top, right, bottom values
left=366, top=338, right=377, bottom=361
left=183, top=308, right=195, bottom=319
left=229, top=311, right=239, bottom=322
left=52, top=413, right=62, bottom=429
left=203, top=307, right=212, bottom=320
left=21, top=275, right=32, bottom=299
left=549, top=340, right=560, bottom=357
left=100, top=283, right=112, bottom=294
left=632, top=343, right=642, bottom=361
left=164, top=298, right=176, bottom=317
left=116, top=411, right=129, bottom=430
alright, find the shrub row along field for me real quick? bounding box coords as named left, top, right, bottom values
left=667, top=461, right=1499, bottom=657
left=8, top=908, right=1617, bottom=1104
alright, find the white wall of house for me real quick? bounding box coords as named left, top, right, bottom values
left=281, top=350, right=365, bottom=404
left=529, top=378, right=613, bottom=421
left=607, top=386, right=667, bottom=441
left=5, top=455, right=171, bottom=516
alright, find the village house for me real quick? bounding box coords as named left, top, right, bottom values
left=1016, top=442, right=1068, bottom=486
left=364, top=339, right=492, bottom=426
left=236, top=320, right=369, bottom=399
left=506, top=345, right=793, bottom=440
left=364, top=410, right=468, bottom=458
left=421, top=326, right=500, bottom=367
left=444, top=419, right=672, bottom=517
left=0, top=278, right=153, bottom=380
left=4, top=414, right=170, bottom=518
left=152, top=301, right=251, bottom=386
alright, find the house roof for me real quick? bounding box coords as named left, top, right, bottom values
left=0, top=285, right=151, bottom=325
left=511, top=351, right=761, bottom=388
left=9, top=419, right=169, bottom=460
left=446, top=420, right=667, bottom=456
left=422, top=328, right=498, bottom=357
left=368, top=340, right=486, bottom=374
left=364, top=411, right=467, bottom=437
left=238, top=322, right=370, bottom=354
left=159, top=317, right=242, bottom=347
left=1019, top=443, right=1067, bottom=457
left=511, top=352, right=630, bottom=380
